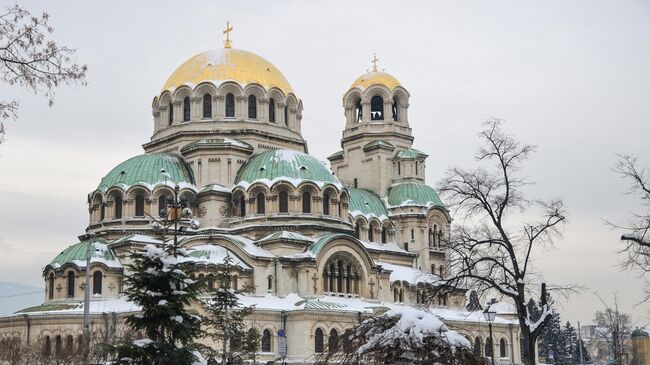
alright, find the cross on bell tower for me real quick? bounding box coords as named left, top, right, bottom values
left=371, top=53, right=379, bottom=72
left=223, top=21, right=234, bottom=49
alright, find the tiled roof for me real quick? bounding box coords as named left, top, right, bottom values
left=386, top=182, right=444, bottom=209
left=97, top=153, right=195, bottom=192
left=48, top=240, right=122, bottom=269
left=347, top=188, right=389, bottom=220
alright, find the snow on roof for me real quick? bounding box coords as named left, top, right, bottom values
left=48, top=240, right=122, bottom=270
left=488, top=301, right=517, bottom=314
left=256, top=231, right=314, bottom=244
left=181, top=244, right=252, bottom=269
left=111, top=234, right=162, bottom=245
left=377, top=261, right=440, bottom=285
left=11, top=297, right=139, bottom=317
left=217, top=234, right=275, bottom=258
left=361, top=240, right=413, bottom=255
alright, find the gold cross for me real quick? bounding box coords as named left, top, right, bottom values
left=371, top=53, right=379, bottom=72
left=223, top=21, right=233, bottom=48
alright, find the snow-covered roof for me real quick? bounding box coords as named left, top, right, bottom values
left=216, top=234, right=275, bottom=258
left=361, top=240, right=413, bottom=255
left=47, top=240, right=122, bottom=270
left=256, top=231, right=314, bottom=245
left=181, top=244, right=252, bottom=270
left=10, top=297, right=139, bottom=317
left=111, top=234, right=162, bottom=246
left=488, top=301, right=517, bottom=315
left=378, top=261, right=440, bottom=285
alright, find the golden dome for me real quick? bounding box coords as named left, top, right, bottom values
left=350, top=70, right=401, bottom=90
left=162, top=48, right=294, bottom=95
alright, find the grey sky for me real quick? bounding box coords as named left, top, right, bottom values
left=0, top=0, right=648, bottom=324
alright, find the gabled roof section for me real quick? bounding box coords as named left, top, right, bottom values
left=198, top=183, right=231, bottom=194
left=377, top=261, right=440, bottom=286
left=180, top=137, right=253, bottom=154
left=234, top=149, right=342, bottom=190
left=257, top=231, right=314, bottom=245
left=394, top=148, right=428, bottom=160
left=327, top=150, right=344, bottom=161
left=181, top=244, right=252, bottom=270
left=347, top=188, right=389, bottom=221
left=97, top=153, right=196, bottom=192
left=363, top=140, right=395, bottom=153
left=386, top=182, right=444, bottom=209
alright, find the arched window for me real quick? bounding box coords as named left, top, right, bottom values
left=474, top=337, right=482, bottom=355
left=100, top=203, right=105, bottom=221
left=168, top=102, right=173, bottom=125
left=314, top=328, right=324, bottom=353
left=55, top=335, right=62, bottom=356
left=322, top=193, right=330, bottom=215
left=329, top=329, right=339, bottom=352
left=381, top=227, right=387, bottom=243
left=433, top=225, right=438, bottom=247
left=431, top=264, right=435, bottom=274
left=256, top=193, right=265, bottom=214
left=302, top=192, right=311, bottom=213
left=183, top=97, right=190, bottom=121
left=262, top=329, right=272, bottom=352
left=354, top=224, right=360, bottom=239
left=416, top=161, right=419, bottom=175
left=394, top=288, right=399, bottom=302
left=438, top=228, right=443, bottom=246
left=65, top=335, right=74, bottom=355
left=439, top=266, right=444, bottom=278
left=368, top=227, right=374, bottom=242
left=499, top=338, right=507, bottom=358
left=48, top=273, right=54, bottom=300
left=239, top=195, right=246, bottom=217
left=67, top=271, right=75, bottom=298
left=485, top=338, right=493, bottom=357
left=404, top=242, right=409, bottom=251
left=279, top=191, right=289, bottom=213
left=284, top=106, right=288, bottom=126
left=93, top=271, right=102, bottom=295
left=323, top=253, right=362, bottom=295
left=392, top=97, right=398, bottom=121
left=399, top=288, right=404, bottom=302
left=429, top=228, right=434, bottom=247
left=248, top=95, right=257, bottom=119
left=43, top=336, right=51, bottom=356
left=203, top=94, right=212, bottom=118
left=269, top=98, right=276, bottom=123
left=355, top=99, right=362, bottom=123
left=225, top=93, right=235, bottom=117
left=370, top=95, right=383, bottom=120
left=135, top=194, right=145, bottom=217
left=397, top=161, right=401, bottom=175
left=158, top=194, right=168, bottom=217
left=267, top=275, right=273, bottom=291
left=114, top=195, right=123, bottom=219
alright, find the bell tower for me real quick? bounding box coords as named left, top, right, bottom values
left=329, top=56, right=413, bottom=196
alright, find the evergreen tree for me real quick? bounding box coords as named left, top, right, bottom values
left=560, top=321, right=578, bottom=365
left=204, top=255, right=259, bottom=365
left=466, top=290, right=483, bottom=311
left=109, top=242, right=205, bottom=365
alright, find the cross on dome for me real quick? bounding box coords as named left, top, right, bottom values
left=223, top=21, right=233, bottom=48
left=371, top=53, right=379, bottom=72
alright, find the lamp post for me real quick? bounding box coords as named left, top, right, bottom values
left=483, top=307, right=496, bottom=365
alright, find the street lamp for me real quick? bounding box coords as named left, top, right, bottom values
left=483, top=307, right=496, bottom=365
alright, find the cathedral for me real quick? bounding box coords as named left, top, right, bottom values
left=0, top=25, right=523, bottom=364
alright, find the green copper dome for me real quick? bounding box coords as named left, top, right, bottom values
left=97, top=153, right=196, bottom=192
left=47, top=240, right=122, bottom=270
left=347, top=188, right=389, bottom=220
left=387, top=182, right=444, bottom=209
left=234, top=149, right=342, bottom=189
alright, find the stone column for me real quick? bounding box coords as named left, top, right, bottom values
left=361, top=101, right=371, bottom=123
left=172, top=101, right=182, bottom=125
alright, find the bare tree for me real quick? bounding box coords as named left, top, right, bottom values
left=593, top=294, right=632, bottom=365
left=0, top=4, right=87, bottom=142
left=431, top=118, right=568, bottom=365
left=612, top=155, right=650, bottom=300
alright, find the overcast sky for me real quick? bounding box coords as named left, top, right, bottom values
left=0, top=0, right=648, bottom=325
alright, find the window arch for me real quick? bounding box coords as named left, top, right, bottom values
left=135, top=194, right=145, bottom=217
left=256, top=193, right=265, bottom=214
left=370, top=95, right=383, bottom=120
left=267, top=275, right=273, bottom=291
left=474, top=337, right=482, bottom=355
left=354, top=224, right=360, bottom=239
left=394, top=287, right=399, bottom=302
left=65, top=335, right=74, bottom=355
left=368, top=226, right=374, bottom=242
left=269, top=98, right=276, bottom=123
left=399, top=288, right=404, bottom=302
left=203, top=94, right=212, bottom=118
left=55, top=335, right=62, bottom=356
left=284, top=106, right=288, bottom=126
left=43, top=336, right=51, bottom=356
left=168, top=102, right=173, bottom=125
left=114, top=194, right=123, bottom=219
left=93, top=271, right=102, bottom=295
left=429, top=228, right=434, bottom=247
left=355, top=99, right=362, bottom=123
left=248, top=95, right=257, bottom=119
left=381, top=226, right=387, bottom=243
left=329, top=329, right=339, bottom=352
left=322, top=252, right=363, bottom=295
left=183, top=97, right=190, bottom=121
left=262, top=329, right=272, bottom=352
left=499, top=338, right=507, bottom=358
left=239, top=195, right=246, bottom=217
left=314, top=328, right=324, bottom=353
left=302, top=191, right=311, bottom=213
left=67, top=271, right=75, bottom=298
left=48, top=273, right=54, bottom=300
left=392, top=96, right=398, bottom=121
left=322, top=193, right=330, bottom=215
left=279, top=191, right=288, bottom=213
left=225, top=93, right=235, bottom=117
left=100, top=203, right=105, bottom=221
left=158, top=194, right=168, bottom=217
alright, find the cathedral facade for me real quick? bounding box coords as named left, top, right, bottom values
left=0, top=29, right=523, bottom=364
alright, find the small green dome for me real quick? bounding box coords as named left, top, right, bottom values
left=632, top=329, right=649, bottom=338
left=347, top=188, right=389, bottom=220
left=48, top=240, right=122, bottom=270
left=387, top=182, right=444, bottom=209
left=97, top=153, right=195, bottom=192
left=234, top=149, right=341, bottom=189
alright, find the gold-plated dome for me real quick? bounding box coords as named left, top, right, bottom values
left=350, top=70, right=401, bottom=90
left=162, top=48, right=294, bottom=95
